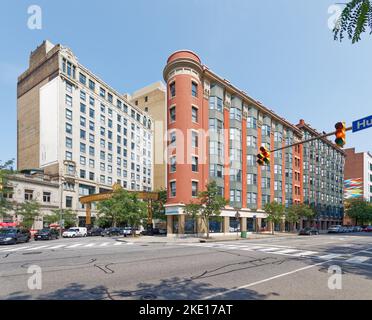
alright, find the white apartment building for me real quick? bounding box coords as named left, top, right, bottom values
left=17, top=41, right=154, bottom=225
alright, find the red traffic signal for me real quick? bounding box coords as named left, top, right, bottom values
left=257, top=146, right=270, bottom=166
left=335, top=122, right=346, bottom=147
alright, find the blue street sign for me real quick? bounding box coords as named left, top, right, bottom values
left=352, top=115, right=372, bottom=133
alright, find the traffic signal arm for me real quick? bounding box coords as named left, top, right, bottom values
left=268, top=126, right=352, bottom=154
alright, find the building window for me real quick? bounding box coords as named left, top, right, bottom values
left=170, top=131, right=176, bottom=146
left=170, top=82, right=176, bottom=97
left=80, top=156, right=86, bottom=165
left=247, top=116, right=257, bottom=129
left=192, top=156, right=198, bottom=172
left=24, top=189, right=33, bottom=201
left=89, top=108, right=95, bottom=118
left=80, top=129, right=86, bottom=140
left=191, top=82, right=198, bottom=97
left=65, top=151, right=72, bottom=161
left=43, top=192, right=51, bottom=203
left=170, top=181, right=176, bottom=197
left=191, top=106, right=198, bottom=122
left=192, top=131, right=198, bottom=148
left=170, top=156, right=176, bottom=173
left=108, top=93, right=113, bottom=103
left=66, top=81, right=73, bottom=93
left=79, top=73, right=86, bottom=85
left=66, top=123, right=72, bottom=134
left=65, top=95, right=72, bottom=107
left=80, top=102, right=86, bottom=114
left=80, top=143, right=86, bottom=153
left=170, top=106, right=176, bottom=122
left=66, top=137, right=72, bottom=149
left=65, top=196, right=73, bottom=208
left=100, top=87, right=106, bottom=98
left=192, top=181, right=198, bottom=197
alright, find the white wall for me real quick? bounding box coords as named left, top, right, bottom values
left=40, top=77, right=59, bottom=168
left=364, top=153, right=372, bottom=202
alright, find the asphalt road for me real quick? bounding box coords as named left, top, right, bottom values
left=1, top=233, right=372, bottom=300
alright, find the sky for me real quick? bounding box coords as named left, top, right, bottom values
left=0, top=0, right=371, bottom=166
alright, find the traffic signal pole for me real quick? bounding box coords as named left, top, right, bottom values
left=268, top=126, right=353, bottom=154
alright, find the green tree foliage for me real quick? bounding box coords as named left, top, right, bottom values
left=334, top=0, right=372, bottom=43
left=15, top=200, right=40, bottom=230
left=0, top=159, right=15, bottom=220
left=285, top=203, right=315, bottom=231
left=46, top=209, right=78, bottom=229
left=183, top=202, right=201, bottom=234
left=184, top=181, right=229, bottom=239
left=151, top=189, right=167, bottom=221
left=97, top=188, right=148, bottom=236
left=264, top=201, right=285, bottom=234
left=345, top=198, right=372, bottom=225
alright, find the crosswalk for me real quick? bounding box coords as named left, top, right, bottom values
left=178, top=242, right=372, bottom=267
left=0, top=240, right=133, bottom=253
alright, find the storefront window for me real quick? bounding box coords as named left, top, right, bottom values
left=247, top=218, right=254, bottom=232
left=229, top=217, right=240, bottom=232
left=185, top=217, right=196, bottom=234
left=209, top=217, right=222, bottom=233
left=173, top=219, right=179, bottom=234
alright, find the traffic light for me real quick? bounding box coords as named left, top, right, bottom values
left=257, top=146, right=270, bottom=166
left=335, top=122, right=346, bottom=147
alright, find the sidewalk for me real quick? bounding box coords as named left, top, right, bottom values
left=118, top=232, right=300, bottom=244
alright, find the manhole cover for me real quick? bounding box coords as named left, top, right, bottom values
left=117, top=291, right=133, bottom=297
left=141, top=294, right=157, bottom=300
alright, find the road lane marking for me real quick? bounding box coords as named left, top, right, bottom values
left=47, top=244, right=67, bottom=249
left=202, top=261, right=327, bottom=300
left=258, top=247, right=284, bottom=252
left=291, top=251, right=318, bottom=257
left=65, top=243, right=83, bottom=248
left=114, top=242, right=124, bottom=246
left=24, top=245, right=49, bottom=251
left=84, top=243, right=96, bottom=247
left=345, top=256, right=370, bottom=264
left=2, top=246, right=29, bottom=252
left=318, top=253, right=342, bottom=260
left=98, top=242, right=110, bottom=247
left=272, top=249, right=300, bottom=255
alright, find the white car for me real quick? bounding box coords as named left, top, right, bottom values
left=62, top=227, right=87, bottom=238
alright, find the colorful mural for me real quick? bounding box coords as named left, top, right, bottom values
left=344, top=178, right=363, bottom=199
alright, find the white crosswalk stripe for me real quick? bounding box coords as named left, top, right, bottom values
left=345, top=256, right=370, bottom=264
left=178, top=242, right=372, bottom=266
left=47, top=244, right=67, bottom=250
left=25, top=245, right=49, bottom=251
left=2, top=246, right=29, bottom=252
left=65, top=243, right=83, bottom=248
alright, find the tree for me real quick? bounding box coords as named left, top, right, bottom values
left=183, top=202, right=201, bottom=234
left=285, top=206, right=300, bottom=232
left=264, top=201, right=285, bottom=235
left=285, top=203, right=315, bottom=231
left=184, top=181, right=229, bottom=239
left=151, top=189, right=167, bottom=221
left=345, top=198, right=372, bottom=225
left=97, top=188, right=148, bottom=236
left=46, top=209, right=78, bottom=229
left=15, top=200, right=40, bottom=230
left=0, top=159, right=15, bottom=221
left=334, top=0, right=372, bottom=43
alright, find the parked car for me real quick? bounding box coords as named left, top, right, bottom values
left=101, top=227, right=126, bottom=237
left=62, top=227, right=87, bottom=238
left=0, top=228, right=31, bottom=245
left=34, top=228, right=59, bottom=240
left=87, top=227, right=104, bottom=237
left=353, top=226, right=363, bottom=232
left=299, top=227, right=319, bottom=236
left=363, top=226, right=372, bottom=232
left=328, top=225, right=343, bottom=233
